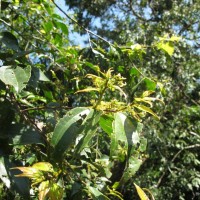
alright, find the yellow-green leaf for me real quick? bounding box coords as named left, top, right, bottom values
left=32, top=162, right=54, bottom=172
left=48, top=183, right=64, bottom=200
left=157, top=41, right=174, bottom=56
left=142, top=91, right=154, bottom=97
left=11, top=167, right=40, bottom=178
left=134, top=183, right=150, bottom=200
left=39, top=181, right=50, bottom=200
left=143, top=188, right=155, bottom=200
left=169, top=35, right=181, bottom=42
left=75, top=87, right=99, bottom=93
left=133, top=104, right=160, bottom=120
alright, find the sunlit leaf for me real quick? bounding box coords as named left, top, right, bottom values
left=92, top=49, right=105, bottom=58
left=55, top=21, right=69, bottom=35
left=48, top=183, right=64, bottom=200
left=0, top=66, right=31, bottom=93
left=134, top=183, right=150, bottom=200
left=39, top=181, right=50, bottom=200
left=51, top=107, right=91, bottom=159
left=169, top=35, right=181, bottom=42
left=133, top=104, right=159, bottom=120
left=99, top=114, right=114, bottom=136
left=111, top=113, right=141, bottom=158
left=143, top=188, right=155, bottom=200
left=32, top=162, right=54, bottom=172
left=11, top=166, right=42, bottom=178
left=157, top=41, right=174, bottom=56
left=75, top=87, right=99, bottom=93
left=75, top=110, right=102, bottom=153
left=43, top=21, right=53, bottom=33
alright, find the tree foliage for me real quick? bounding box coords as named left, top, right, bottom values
left=64, top=0, right=200, bottom=199
left=0, top=0, right=199, bottom=200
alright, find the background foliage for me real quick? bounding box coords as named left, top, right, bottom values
left=0, top=0, right=199, bottom=200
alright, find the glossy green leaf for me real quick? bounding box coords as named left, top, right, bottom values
left=88, top=186, right=110, bottom=200
left=119, top=157, right=142, bottom=186
left=130, top=67, right=141, bottom=76
left=9, top=124, right=45, bottom=145
left=51, top=107, right=91, bottom=159
left=110, top=113, right=141, bottom=159
left=0, top=31, right=20, bottom=51
left=144, top=78, right=156, bottom=91
left=99, top=114, right=114, bottom=136
left=75, top=110, right=102, bottom=153
left=0, top=66, right=31, bottom=93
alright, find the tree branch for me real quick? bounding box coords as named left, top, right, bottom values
left=129, top=0, right=148, bottom=22
left=51, top=0, right=113, bottom=47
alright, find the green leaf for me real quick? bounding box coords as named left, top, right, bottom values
left=9, top=124, right=45, bottom=145
left=139, top=137, right=147, bottom=152
left=119, top=157, right=142, bottom=186
left=32, top=67, right=50, bottom=82
left=43, top=21, right=54, bottom=33
left=51, top=107, right=91, bottom=159
left=0, top=31, right=20, bottom=51
left=75, top=110, right=102, bottom=153
left=111, top=113, right=141, bottom=158
left=0, top=66, right=31, bottom=93
left=144, top=78, right=156, bottom=91
left=87, top=186, right=110, bottom=200
left=48, top=182, right=64, bottom=200
left=55, top=21, right=68, bottom=35
left=99, top=115, right=114, bottom=136
left=130, top=67, right=141, bottom=76
left=169, top=35, right=181, bottom=42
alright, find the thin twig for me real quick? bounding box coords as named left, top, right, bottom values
left=51, top=0, right=113, bottom=47
left=21, top=105, right=72, bottom=112
left=129, top=0, right=148, bottom=22
left=9, top=92, right=48, bottom=143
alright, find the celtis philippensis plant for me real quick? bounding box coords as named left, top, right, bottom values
left=0, top=0, right=180, bottom=199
